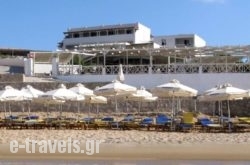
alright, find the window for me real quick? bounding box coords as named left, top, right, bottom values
left=126, top=29, right=133, bottom=34
left=108, top=30, right=115, bottom=35
left=90, top=31, right=97, bottom=37
left=73, top=33, right=80, bottom=38
left=118, top=29, right=125, bottom=35
left=83, top=32, right=89, bottom=37
left=100, top=31, right=107, bottom=36
left=161, top=39, right=167, bottom=46
left=184, top=40, right=190, bottom=46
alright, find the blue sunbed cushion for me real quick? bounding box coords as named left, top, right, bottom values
left=199, top=118, right=213, bottom=126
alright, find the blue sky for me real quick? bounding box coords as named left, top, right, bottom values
left=0, top=0, right=249, bottom=50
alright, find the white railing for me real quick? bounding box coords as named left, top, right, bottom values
left=58, top=63, right=250, bottom=75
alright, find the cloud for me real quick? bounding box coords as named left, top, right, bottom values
left=193, top=0, right=227, bottom=4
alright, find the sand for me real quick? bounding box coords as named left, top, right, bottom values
left=0, top=129, right=250, bottom=160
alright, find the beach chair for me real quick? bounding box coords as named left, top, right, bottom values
left=176, top=112, right=195, bottom=132
left=111, top=114, right=141, bottom=130
left=95, top=117, right=114, bottom=129
left=139, top=117, right=154, bottom=130
left=154, top=114, right=171, bottom=131
left=81, top=117, right=98, bottom=130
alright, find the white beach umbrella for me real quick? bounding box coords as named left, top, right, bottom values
left=85, top=95, right=108, bottom=115
left=151, top=79, right=198, bottom=98
left=0, top=85, right=31, bottom=101
left=85, top=95, right=107, bottom=104
left=39, top=84, right=84, bottom=116
left=0, top=85, right=32, bottom=116
left=21, top=85, right=44, bottom=98
left=69, top=83, right=94, bottom=97
left=40, top=84, right=84, bottom=101
left=126, top=86, right=158, bottom=112
left=198, top=83, right=248, bottom=131
left=94, top=79, right=137, bottom=112
left=151, top=79, right=197, bottom=122
left=69, top=83, right=94, bottom=114
left=20, top=85, right=44, bottom=115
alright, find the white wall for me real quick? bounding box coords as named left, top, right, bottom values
left=194, top=34, right=206, bottom=47
left=134, top=23, right=151, bottom=43
left=34, top=63, right=52, bottom=74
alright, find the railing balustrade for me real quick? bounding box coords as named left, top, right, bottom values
left=58, top=63, right=250, bottom=75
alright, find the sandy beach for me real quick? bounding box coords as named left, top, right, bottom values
left=0, top=129, right=250, bottom=161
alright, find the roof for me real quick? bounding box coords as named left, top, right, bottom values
left=65, top=23, right=140, bottom=33
left=31, top=52, right=72, bottom=63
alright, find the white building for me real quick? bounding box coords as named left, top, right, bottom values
left=58, top=22, right=206, bottom=50
left=153, top=34, right=206, bottom=48
left=59, top=22, right=152, bottom=50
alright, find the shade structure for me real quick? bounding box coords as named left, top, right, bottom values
left=198, top=83, right=248, bottom=131
left=0, top=85, right=31, bottom=102
left=0, top=85, right=32, bottom=116
left=151, top=79, right=198, bottom=98
left=85, top=96, right=107, bottom=104
left=21, top=85, right=44, bottom=98
left=116, top=64, right=125, bottom=83
left=94, top=79, right=137, bottom=112
left=126, top=86, right=158, bottom=112
left=20, top=85, right=45, bottom=115
left=151, top=79, right=197, bottom=125
left=94, top=80, right=136, bottom=96
left=69, top=83, right=94, bottom=97
left=198, top=83, right=248, bottom=102
left=85, top=95, right=108, bottom=115
left=39, top=84, right=84, bottom=116
left=40, top=84, right=84, bottom=102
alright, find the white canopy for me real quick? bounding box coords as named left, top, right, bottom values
left=127, top=86, right=158, bottom=102
left=94, top=79, right=137, bottom=97
left=85, top=96, right=107, bottom=104
left=40, top=84, right=84, bottom=102
left=69, top=83, right=94, bottom=97
left=151, top=79, right=198, bottom=98
left=94, top=79, right=136, bottom=112
left=198, top=83, right=248, bottom=102
left=0, top=85, right=31, bottom=101
left=21, top=85, right=44, bottom=99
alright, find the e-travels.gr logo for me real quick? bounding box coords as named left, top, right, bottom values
left=10, top=138, right=103, bottom=155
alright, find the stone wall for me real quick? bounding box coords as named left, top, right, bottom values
left=0, top=74, right=24, bottom=83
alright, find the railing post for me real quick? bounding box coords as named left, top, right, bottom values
left=148, top=66, right=152, bottom=74
left=102, top=66, right=106, bottom=75
left=199, top=65, right=203, bottom=74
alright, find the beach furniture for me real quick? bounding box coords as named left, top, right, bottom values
left=81, top=117, right=98, bottom=130
left=139, top=117, right=154, bottom=130
left=231, top=117, right=250, bottom=132
left=154, top=114, right=171, bottom=131
left=95, top=117, right=114, bottom=129
left=176, top=112, right=195, bottom=132
left=111, top=114, right=141, bottom=130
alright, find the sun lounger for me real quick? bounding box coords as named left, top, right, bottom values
left=154, top=114, right=171, bottom=131
left=139, top=117, right=154, bottom=130
left=176, top=112, right=195, bottom=132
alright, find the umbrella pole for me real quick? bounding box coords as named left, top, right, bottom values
left=4, top=102, right=6, bottom=118
left=28, top=101, right=31, bottom=117
left=227, top=100, right=231, bottom=132
left=115, top=96, right=118, bottom=113
left=8, top=102, right=11, bottom=116
left=194, top=99, right=197, bottom=113
left=96, top=104, right=99, bottom=115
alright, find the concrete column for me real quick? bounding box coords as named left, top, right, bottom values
left=24, top=58, right=34, bottom=76
left=52, top=54, right=59, bottom=77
